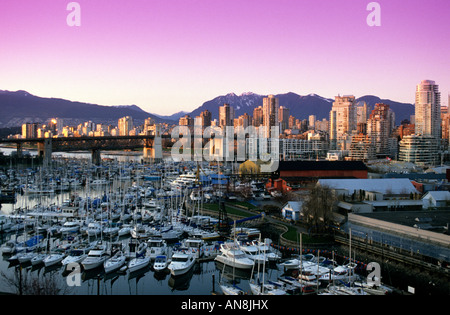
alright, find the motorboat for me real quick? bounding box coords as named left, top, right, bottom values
left=104, top=251, right=126, bottom=274
left=318, top=262, right=358, bottom=283
left=239, top=242, right=267, bottom=264
left=2, top=240, right=18, bottom=255
left=153, top=255, right=169, bottom=272
left=181, top=238, right=205, bottom=259
left=168, top=252, right=196, bottom=277
left=82, top=243, right=109, bottom=270
left=251, top=239, right=281, bottom=262
left=280, top=254, right=316, bottom=271
left=131, top=224, right=151, bottom=239
left=214, top=242, right=254, bottom=270
left=189, top=228, right=220, bottom=241
left=147, top=238, right=168, bottom=260
left=160, top=225, right=183, bottom=242
left=87, top=222, right=102, bottom=237
left=60, top=221, right=81, bottom=234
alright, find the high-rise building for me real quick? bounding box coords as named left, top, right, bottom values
left=21, top=123, right=38, bottom=139
left=367, top=103, right=395, bottom=156
left=179, top=114, right=194, bottom=134
left=415, top=80, right=441, bottom=139
left=308, top=115, right=316, bottom=130
left=279, top=106, right=290, bottom=131
left=329, top=95, right=357, bottom=150
left=234, top=113, right=251, bottom=129
left=199, top=110, right=212, bottom=128
left=253, top=106, right=263, bottom=127
left=219, top=103, right=234, bottom=128
left=118, top=116, right=134, bottom=136
left=263, top=94, right=279, bottom=138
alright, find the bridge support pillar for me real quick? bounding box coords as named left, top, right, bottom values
left=143, top=124, right=162, bottom=163
left=37, top=139, right=52, bottom=168
left=16, top=143, right=23, bottom=157
left=92, top=149, right=101, bottom=165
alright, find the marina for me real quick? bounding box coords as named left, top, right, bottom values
left=0, top=149, right=441, bottom=295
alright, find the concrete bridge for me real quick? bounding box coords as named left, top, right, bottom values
left=0, top=126, right=163, bottom=166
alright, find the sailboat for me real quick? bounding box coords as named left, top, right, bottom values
left=249, top=237, right=287, bottom=295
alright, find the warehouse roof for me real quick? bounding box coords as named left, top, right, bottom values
left=317, top=178, right=419, bottom=195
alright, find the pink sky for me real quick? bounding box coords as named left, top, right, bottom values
left=0, top=0, right=449, bottom=115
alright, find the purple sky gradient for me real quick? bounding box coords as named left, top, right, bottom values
left=0, top=0, right=449, bottom=115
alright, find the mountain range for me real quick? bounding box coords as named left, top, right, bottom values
left=0, top=89, right=414, bottom=128
left=189, top=92, right=414, bottom=125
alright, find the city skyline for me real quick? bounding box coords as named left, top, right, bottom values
left=0, top=0, right=449, bottom=116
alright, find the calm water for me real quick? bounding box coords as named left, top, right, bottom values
left=0, top=148, right=283, bottom=295
left=0, top=233, right=282, bottom=295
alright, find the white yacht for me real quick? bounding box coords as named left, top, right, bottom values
left=128, top=254, right=151, bottom=273
left=170, top=172, right=198, bottom=190
left=238, top=242, right=267, bottom=264
left=214, top=242, right=254, bottom=270
left=168, top=252, right=196, bottom=276
left=131, top=224, right=151, bottom=239
left=31, top=253, right=47, bottom=266
left=82, top=243, right=109, bottom=270
left=104, top=251, right=126, bottom=274
left=60, top=221, right=81, bottom=234
left=62, top=248, right=90, bottom=267
left=118, top=224, right=132, bottom=236
left=252, top=239, right=281, bottom=262
left=147, top=238, right=168, bottom=260
left=43, top=252, right=66, bottom=267
left=153, top=255, right=169, bottom=272
left=87, top=222, right=102, bottom=237
left=318, top=262, right=358, bottom=283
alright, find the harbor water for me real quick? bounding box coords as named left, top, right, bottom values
left=0, top=149, right=286, bottom=295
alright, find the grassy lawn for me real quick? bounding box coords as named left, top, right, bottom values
left=281, top=224, right=334, bottom=244
left=201, top=203, right=255, bottom=218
